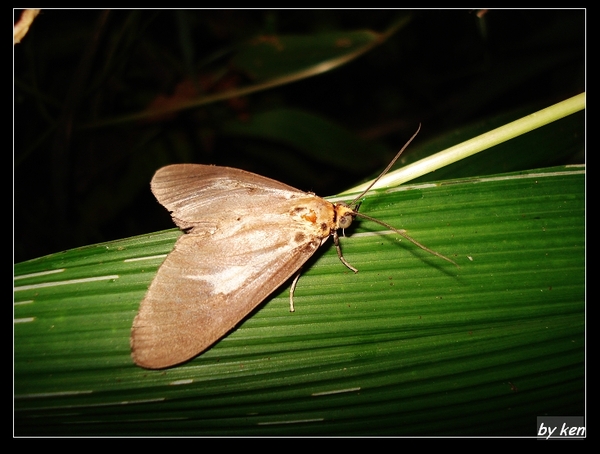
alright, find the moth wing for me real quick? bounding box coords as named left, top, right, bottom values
left=131, top=227, right=321, bottom=369
left=150, top=164, right=307, bottom=231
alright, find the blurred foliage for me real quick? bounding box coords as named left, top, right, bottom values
left=14, top=9, right=584, bottom=263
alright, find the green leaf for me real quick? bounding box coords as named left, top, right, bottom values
left=14, top=162, right=584, bottom=435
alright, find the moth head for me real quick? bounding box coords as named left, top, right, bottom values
left=334, top=202, right=357, bottom=230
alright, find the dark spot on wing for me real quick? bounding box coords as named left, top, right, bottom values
left=294, top=232, right=307, bottom=243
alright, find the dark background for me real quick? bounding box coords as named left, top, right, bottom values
left=14, top=9, right=585, bottom=263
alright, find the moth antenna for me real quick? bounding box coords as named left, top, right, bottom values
left=355, top=211, right=459, bottom=268
left=350, top=123, right=421, bottom=206
left=345, top=123, right=457, bottom=267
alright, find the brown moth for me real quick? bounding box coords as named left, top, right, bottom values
left=131, top=126, right=457, bottom=369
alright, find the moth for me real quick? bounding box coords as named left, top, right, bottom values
left=131, top=126, right=457, bottom=369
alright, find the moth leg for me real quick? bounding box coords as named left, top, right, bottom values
left=289, top=270, right=302, bottom=313
left=333, top=230, right=358, bottom=273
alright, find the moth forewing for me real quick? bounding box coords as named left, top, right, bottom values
left=131, top=231, right=322, bottom=369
